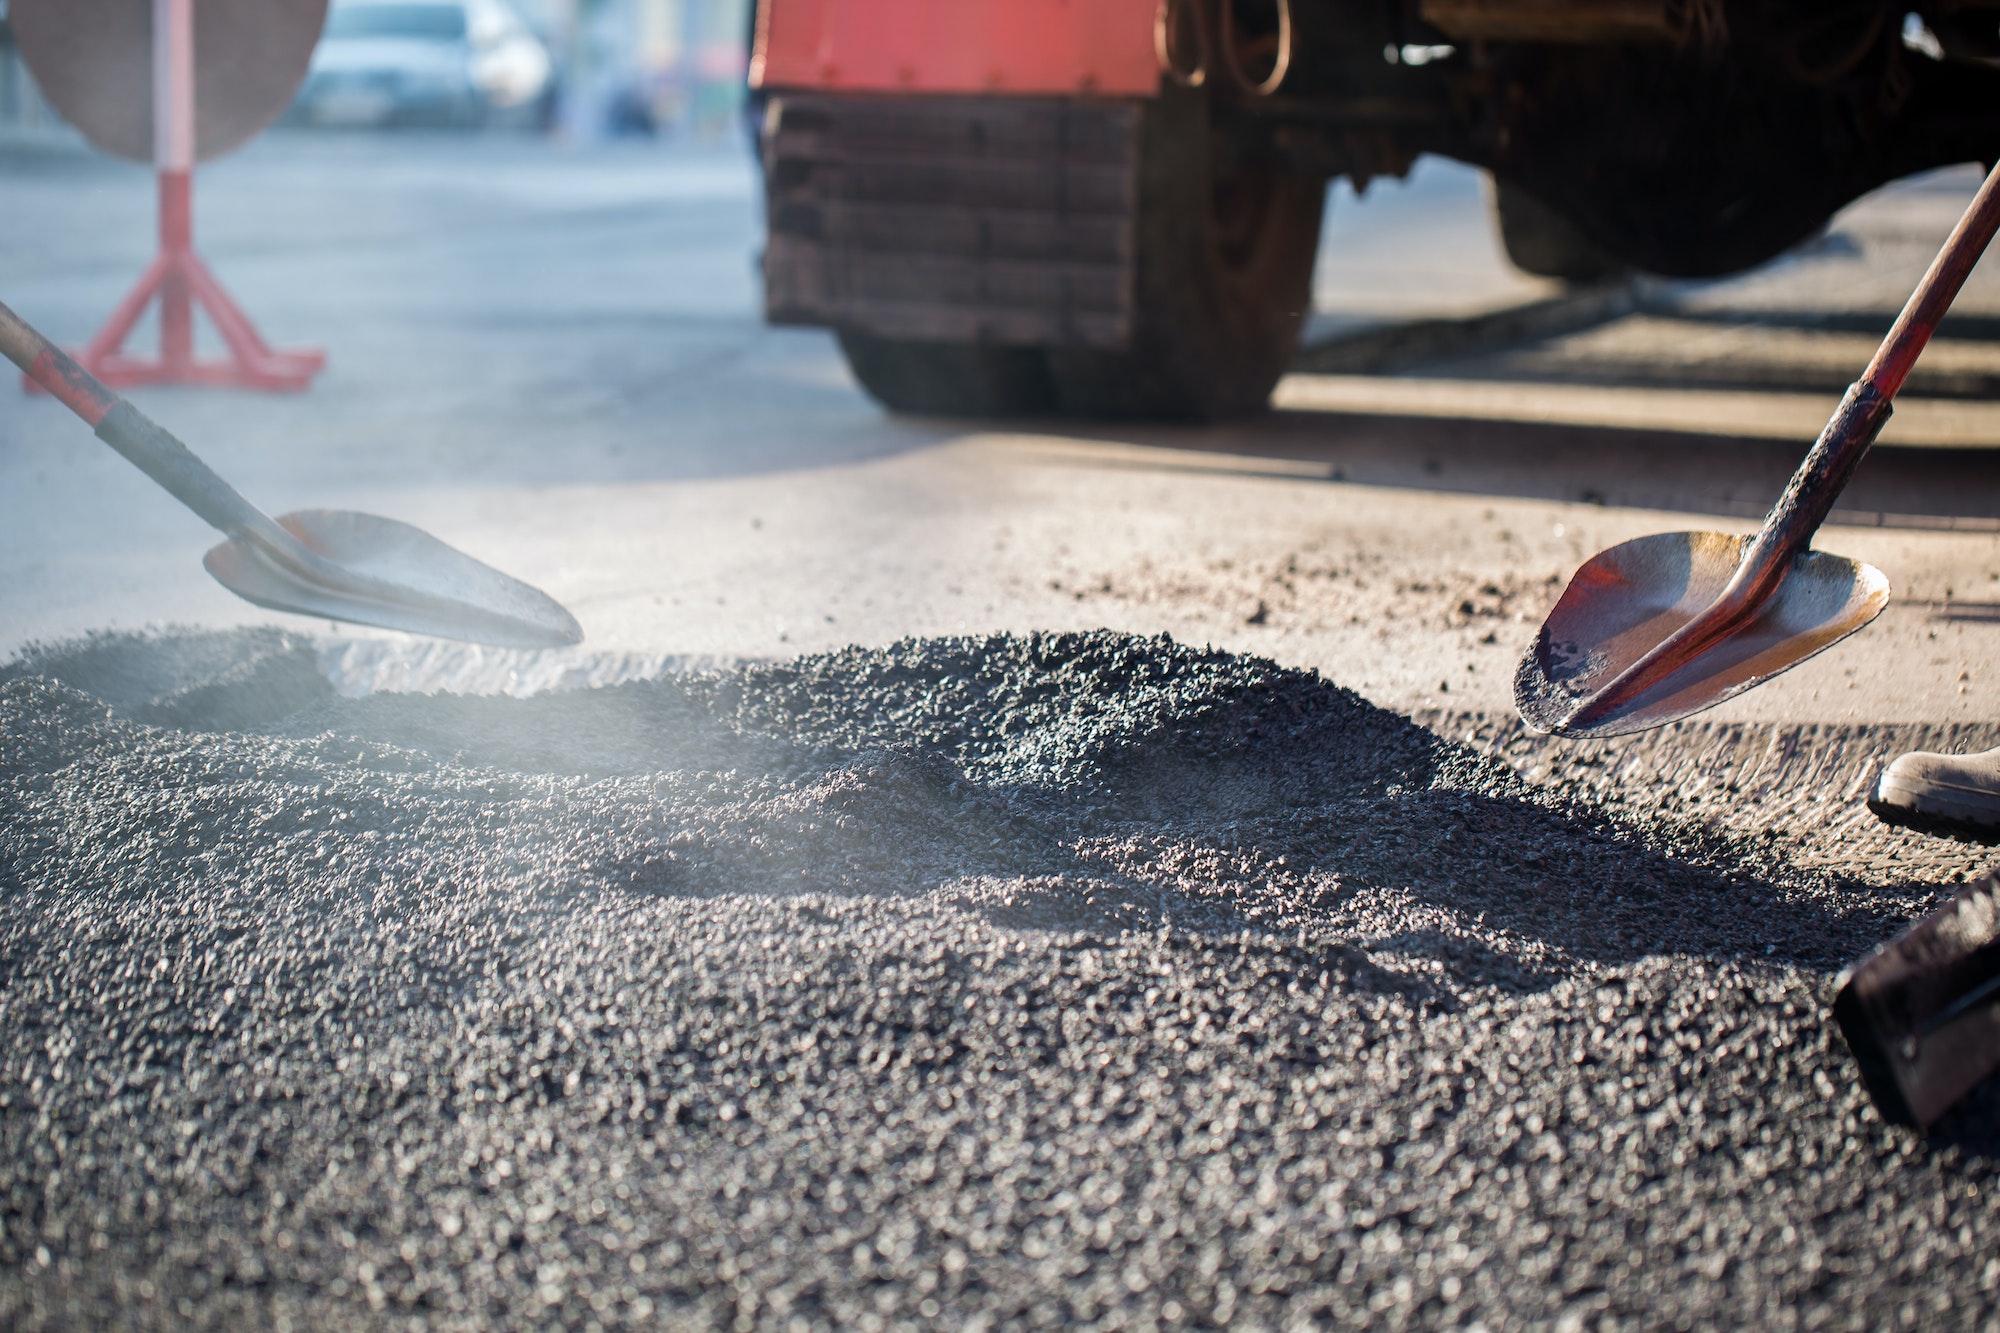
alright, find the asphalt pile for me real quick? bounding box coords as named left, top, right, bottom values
left=1, top=627, right=1995, bottom=1331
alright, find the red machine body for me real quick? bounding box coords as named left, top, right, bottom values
left=751, top=0, right=1162, bottom=98
left=748, top=0, right=2000, bottom=423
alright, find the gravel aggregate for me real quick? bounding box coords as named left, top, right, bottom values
left=3, top=626, right=1998, bottom=1331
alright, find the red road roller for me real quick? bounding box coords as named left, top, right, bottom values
left=749, top=0, right=2000, bottom=421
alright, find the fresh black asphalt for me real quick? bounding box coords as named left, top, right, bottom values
left=2, top=627, right=1994, bottom=1330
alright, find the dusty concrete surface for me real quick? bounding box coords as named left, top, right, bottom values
left=3, top=137, right=2000, bottom=726
left=3, top=626, right=1998, bottom=1332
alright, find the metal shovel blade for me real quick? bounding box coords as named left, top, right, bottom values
left=1515, top=531, right=1889, bottom=738
left=204, top=508, right=583, bottom=649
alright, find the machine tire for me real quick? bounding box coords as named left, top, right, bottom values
left=824, top=87, right=1325, bottom=423
left=1044, top=88, right=1326, bottom=421
left=836, top=336, right=1058, bottom=419
left=1492, top=178, right=1630, bottom=284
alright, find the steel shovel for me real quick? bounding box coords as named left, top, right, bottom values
left=1517, top=162, right=2000, bottom=738
left=1, top=298, right=582, bottom=649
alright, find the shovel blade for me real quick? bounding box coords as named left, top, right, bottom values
left=1515, top=530, right=1888, bottom=737
left=204, top=509, right=583, bottom=649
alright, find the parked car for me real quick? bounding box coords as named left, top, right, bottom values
left=293, top=0, right=554, bottom=129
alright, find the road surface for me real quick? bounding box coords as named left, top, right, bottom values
left=4, top=129, right=2000, bottom=722
left=6, top=128, right=2000, bottom=1331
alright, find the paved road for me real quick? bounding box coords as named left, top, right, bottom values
left=4, top=130, right=2000, bottom=722
left=8, top=128, right=2000, bottom=1331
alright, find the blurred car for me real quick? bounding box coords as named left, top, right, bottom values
left=293, top=0, right=554, bottom=128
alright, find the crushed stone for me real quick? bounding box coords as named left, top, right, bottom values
left=2, top=626, right=1997, bottom=1331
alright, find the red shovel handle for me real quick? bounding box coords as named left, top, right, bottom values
left=1748, top=160, right=2000, bottom=566
left=1560, top=161, right=2000, bottom=732
left=0, top=295, right=273, bottom=538
left=0, top=298, right=119, bottom=428
left=1867, top=161, right=2000, bottom=401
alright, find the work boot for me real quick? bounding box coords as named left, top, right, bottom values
left=1871, top=746, right=2000, bottom=842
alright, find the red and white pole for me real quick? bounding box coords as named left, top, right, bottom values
left=155, top=0, right=197, bottom=373
left=22, top=0, right=325, bottom=394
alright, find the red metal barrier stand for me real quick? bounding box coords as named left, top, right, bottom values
left=24, top=0, right=324, bottom=396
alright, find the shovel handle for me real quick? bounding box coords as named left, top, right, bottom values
left=0, top=297, right=278, bottom=542
left=1753, top=160, right=2000, bottom=561
left=1736, top=381, right=1895, bottom=591
left=1559, top=162, right=2000, bottom=732
left=0, top=298, right=117, bottom=427
left=1866, top=160, right=2000, bottom=402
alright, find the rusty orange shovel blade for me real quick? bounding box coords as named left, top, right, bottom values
left=1515, top=531, right=1890, bottom=738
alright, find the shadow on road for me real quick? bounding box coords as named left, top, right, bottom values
left=1068, top=408, right=2000, bottom=531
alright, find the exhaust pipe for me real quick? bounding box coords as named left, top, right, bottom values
left=1419, top=0, right=1720, bottom=45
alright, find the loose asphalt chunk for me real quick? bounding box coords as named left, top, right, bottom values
left=2, top=627, right=1997, bottom=1331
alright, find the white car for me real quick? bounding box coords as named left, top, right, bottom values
left=294, top=0, right=554, bottom=128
